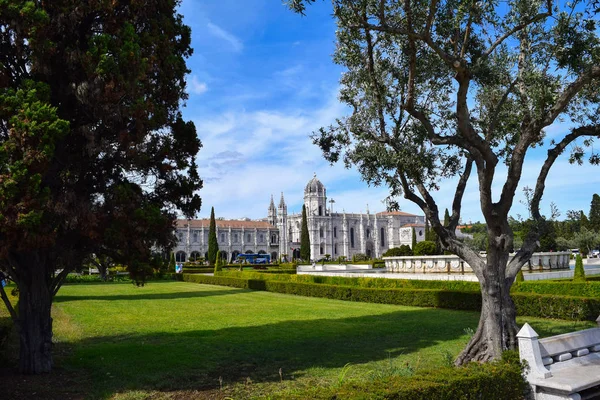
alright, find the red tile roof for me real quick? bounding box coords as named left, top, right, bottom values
left=403, top=223, right=425, bottom=227
left=177, top=219, right=275, bottom=229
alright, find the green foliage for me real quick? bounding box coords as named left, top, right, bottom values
left=352, top=253, right=369, bottom=261
left=515, top=270, right=524, bottom=283
left=383, top=245, right=413, bottom=257
left=300, top=205, right=310, bottom=261
left=574, top=254, right=586, bottom=282
left=572, top=228, right=600, bottom=256
left=413, top=241, right=438, bottom=256
left=411, top=227, right=417, bottom=250
left=207, top=207, right=218, bottom=266
left=168, top=252, right=176, bottom=273
left=278, top=358, right=527, bottom=400
left=590, top=194, right=600, bottom=232
left=213, top=256, right=223, bottom=273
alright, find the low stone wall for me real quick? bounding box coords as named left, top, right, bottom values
left=383, top=252, right=571, bottom=274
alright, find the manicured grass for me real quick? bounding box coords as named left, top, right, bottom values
left=3, top=281, right=596, bottom=399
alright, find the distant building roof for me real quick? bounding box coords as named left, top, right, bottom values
left=376, top=211, right=418, bottom=217
left=403, top=223, right=425, bottom=227
left=177, top=219, right=275, bottom=229
left=457, top=225, right=473, bottom=230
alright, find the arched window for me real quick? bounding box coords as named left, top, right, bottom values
left=319, top=227, right=324, bottom=238
left=350, top=228, right=355, bottom=248
left=220, top=233, right=225, bottom=243
left=272, top=234, right=277, bottom=244
left=175, top=251, right=186, bottom=262
left=247, top=233, right=251, bottom=242
left=193, top=232, right=198, bottom=242
left=380, top=227, right=385, bottom=246
left=271, top=251, right=278, bottom=261
left=366, top=228, right=370, bottom=238
left=259, top=234, right=264, bottom=242
left=319, top=205, right=322, bottom=216
left=234, top=233, right=238, bottom=243
left=334, top=243, right=338, bottom=255
left=178, top=232, right=183, bottom=241
left=320, top=244, right=324, bottom=254
left=334, top=226, right=337, bottom=238
left=189, top=251, right=201, bottom=261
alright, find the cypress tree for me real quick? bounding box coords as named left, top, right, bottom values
left=168, top=252, right=176, bottom=273
left=443, top=209, right=450, bottom=226
left=580, top=211, right=590, bottom=230
left=214, top=256, right=222, bottom=273
left=411, top=227, right=417, bottom=249
left=515, top=269, right=524, bottom=283
left=574, top=254, right=586, bottom=282
left=300, top=205, right=311, bottom=261
left=208, top=207, right=219, bottom=266
left=589, top=194, right=600, bottom=232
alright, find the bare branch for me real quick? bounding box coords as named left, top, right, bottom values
left=51, top=267, right=72, bottom=297
left=449, top=158, right=473, bottom=231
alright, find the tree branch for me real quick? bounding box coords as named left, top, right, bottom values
left=0, top=282, right=18, bottom=323
left=541, top=65, right=600, bottom=128
left=449, top=158, right=473, bottom=231
left=481, top=2, right=552, bottom=58
left=508, top=125, right=600, bottom=275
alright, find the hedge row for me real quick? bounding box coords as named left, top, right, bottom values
left=512, top=281, right=600, bottom=297
left=218, top=270, right=600, bottom=297
left=276, top=354, right=527, bottom=400
left=181, top=274, right=600, bottom=320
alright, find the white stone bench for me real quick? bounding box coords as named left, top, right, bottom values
left=518, top=316, right=600, bottom=400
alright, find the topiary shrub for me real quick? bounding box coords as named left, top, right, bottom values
left=383, top=245, right=413, bottom=257
left=413, top=241, right=437, bottom=256
left=574, top=254, right=586, bottom=282
left=214, top=257, right=223, bottom=273
left=515, top=269, right=524, bottom=283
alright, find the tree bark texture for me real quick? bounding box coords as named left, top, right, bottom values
left=17, top=267, right=53, bottom=374
left=455, top=239, right=519, bottom=364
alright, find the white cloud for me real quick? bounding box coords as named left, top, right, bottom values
left=188, top=75, right=208, bottom=95
left=207, top=22, right=243, bottom=52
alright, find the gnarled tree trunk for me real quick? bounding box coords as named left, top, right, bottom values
left=455, top=234, right=519, bottom=365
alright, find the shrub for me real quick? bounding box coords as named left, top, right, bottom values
left=574, top=254, right=586, bottom=282
left=515, top=269, right=524, bottom=283
left=276, top=356, right=526, bottom=400
left=413, top=241, right=437, bottom=255
left=214, top=257, right=222, bottom=273
left=383, top=245, right=413, bottom=257
left=352, top=253, right=369, bottom=262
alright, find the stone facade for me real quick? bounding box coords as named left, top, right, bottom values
left=174, top=175, right=426, bottom=262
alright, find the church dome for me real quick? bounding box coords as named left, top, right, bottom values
left=305, top=174, right=325, bottom=194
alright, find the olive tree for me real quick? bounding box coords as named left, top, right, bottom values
left=288, top=0, right=600, bottom=363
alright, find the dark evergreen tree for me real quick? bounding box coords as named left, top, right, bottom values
left=168, top=252, right=176, bottom=273
left=589, top=194, right=600, bottom=232
left=0, top=0, right=201, bottom=373
left=300, top=205, right=311, bottom=261
left=443, top=209, right=450, bottom=227
left=411, top=227, right=417, bottom=249
left=581, top=211, right=590, bottom=230
left=207, top=207, right=219, bottom=266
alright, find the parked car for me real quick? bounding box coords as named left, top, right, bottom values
left=591, top=249, right=600, bottom=258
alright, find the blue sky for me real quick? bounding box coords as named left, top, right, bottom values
left=178, top=0, right=600, bottom=223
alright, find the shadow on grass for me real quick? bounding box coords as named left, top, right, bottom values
left=54, top=289, right=242, bottom=302
left=62, top=307, right=477, bottom=397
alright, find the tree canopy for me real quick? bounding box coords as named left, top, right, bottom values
left=288, top=0, right=600, bottom=364
left=0, top=0, right=201, bottom=373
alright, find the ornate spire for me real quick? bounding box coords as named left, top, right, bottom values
left=269, top=194, right=276, bottom=210
left=279, top=192, right=286, bottom=208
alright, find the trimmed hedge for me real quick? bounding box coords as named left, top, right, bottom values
left=512, top=281, right=600, bottom=297
left=183, top=273, right=600, bottom=320
left=274, top=353, right=526, bottom=399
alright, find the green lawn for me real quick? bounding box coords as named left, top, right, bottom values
left=3, top=280, right=596, bottom=399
